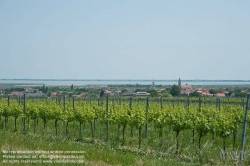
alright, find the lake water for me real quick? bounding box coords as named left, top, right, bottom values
left=1, top=79, right=250, bottom=86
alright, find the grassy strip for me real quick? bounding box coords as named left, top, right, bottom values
left=0, top=130, right=205, bottom=166
left=1, top=115, right=250, bottom=165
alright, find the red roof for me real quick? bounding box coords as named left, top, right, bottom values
left=11, top=92, right=23, bottom=95
left=181, top=85, right=192, bottom=90
left=216, top=93, right=225, bottom=97
left=104, top=90, right=112, bottom=95
left=51, top=92, right=57, bottom=96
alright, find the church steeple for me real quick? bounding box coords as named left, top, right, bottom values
left=151, top=79, right=155, bottom=90
left=178, top=78, right=181, bottom=87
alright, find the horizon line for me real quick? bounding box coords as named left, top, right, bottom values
left=1, top=79, right=250, bottom=82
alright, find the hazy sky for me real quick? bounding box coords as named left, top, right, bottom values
left=0, top=1, right=249, bottom=80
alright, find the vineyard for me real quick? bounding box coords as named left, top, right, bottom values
left=0, top=96, right=250, bottom=165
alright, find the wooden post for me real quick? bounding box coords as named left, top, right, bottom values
left=129, top=97, right=132, bottom=109
left=112, top=97, right=114, bottom=110
left=63, top=95, right=66, bottom=113
left=160, top=96, right=163, bottom=110
left=5, top=96, right=10, bottom=125
left=63, top=95, right=66, bottom=132
left=199, top=97, right=201, bottom=112
left=242, top=99, right=245, bottom=111
left=8, top=96, right=10, bottom=106
left=172, top=98, right=174, bottom=108
left=73, top=96, right=75, bottom=110
left=102, top=97, right=104, bottom=107
left=144, top=97, right=149, bottom=138
left=23, top=94, right=26, bottom=134
left=216, top=98, right=218, bottom=109
left=72, top=96, right=75, bottom=130
left=59, top=96, right=61, bottom=105
left=219, top=98, right=221, bottom=111
left=106, top=95, right=109, bottom=142
left=240, top=94, right=250, bottom=166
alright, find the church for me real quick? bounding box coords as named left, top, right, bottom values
left=178, top=78, right=193, bottom=96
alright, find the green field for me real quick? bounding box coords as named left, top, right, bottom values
left=0, top=97, right=250, bottom=165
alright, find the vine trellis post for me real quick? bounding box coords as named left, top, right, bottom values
left=106, top=95, right=109, bottom=142
left=23, top=94, right=26, bottom=134
left=240, top=94, right=250, bottom=166
left=144, top=97, right=149, bottom=138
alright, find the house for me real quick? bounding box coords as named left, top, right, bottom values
left=115, top=90, right=122, bottom=94
left=28, top=91, right=45, bottom=98
left=136, top=92, right=150, bottom=97
left=122, top=92, right=136, bottom=97
left=104, top=90, right=114, bottom=96
left=122, top=92, right=150, bottom=97
left=215, top=93, right=226, bottom=98
left=9, top=91, right=24, bottom=98
left=25, top=88, right=38, bottom=93
left=51, top=92, right=57, bottom=96
left=202, top=93, right=214, bottom=97
left=178, top=78, right=193, bottom=96
left=158, top=89, right=165, bottom=93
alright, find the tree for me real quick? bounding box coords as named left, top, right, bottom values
left=165, top=87, right=171, bottom=92
left=121, top=89, right=128, bottom=93
left=71, top=84, right=73, bottom=90
left=228, top=91, right=233, bottom=97
left=189, top=91, right=201, bottom=97
left=170, top=84, right=180, bottom=97
left=39, top=84, right=48, bottom=93
left=47, top=92, right=51, bottom=97
left=150, top=90, right=159, bottom=97
left=209, top=89, right=222, bottom=94
left=100, top=90, right=105, bottom=98
left=234, top=90, right=247, bottom=98
left=162, top=93, right=170, bottom=97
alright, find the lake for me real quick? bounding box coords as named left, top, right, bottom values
left=1, top=79, right=250, bottom=86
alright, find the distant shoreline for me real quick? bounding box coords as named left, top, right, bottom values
left=1, top=79, right=250, bottom=87
left=1, top=79, right=250, bottom=82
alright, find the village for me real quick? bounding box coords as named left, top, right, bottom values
left=0, top=78, right=249, bottom=99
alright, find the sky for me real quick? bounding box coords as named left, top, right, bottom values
left=0, top=0, right=250, bottom=80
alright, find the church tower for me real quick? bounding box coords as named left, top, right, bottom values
left=178, top=78, right=181, bottom=88
left=151, top=79, right=155, bottom=90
